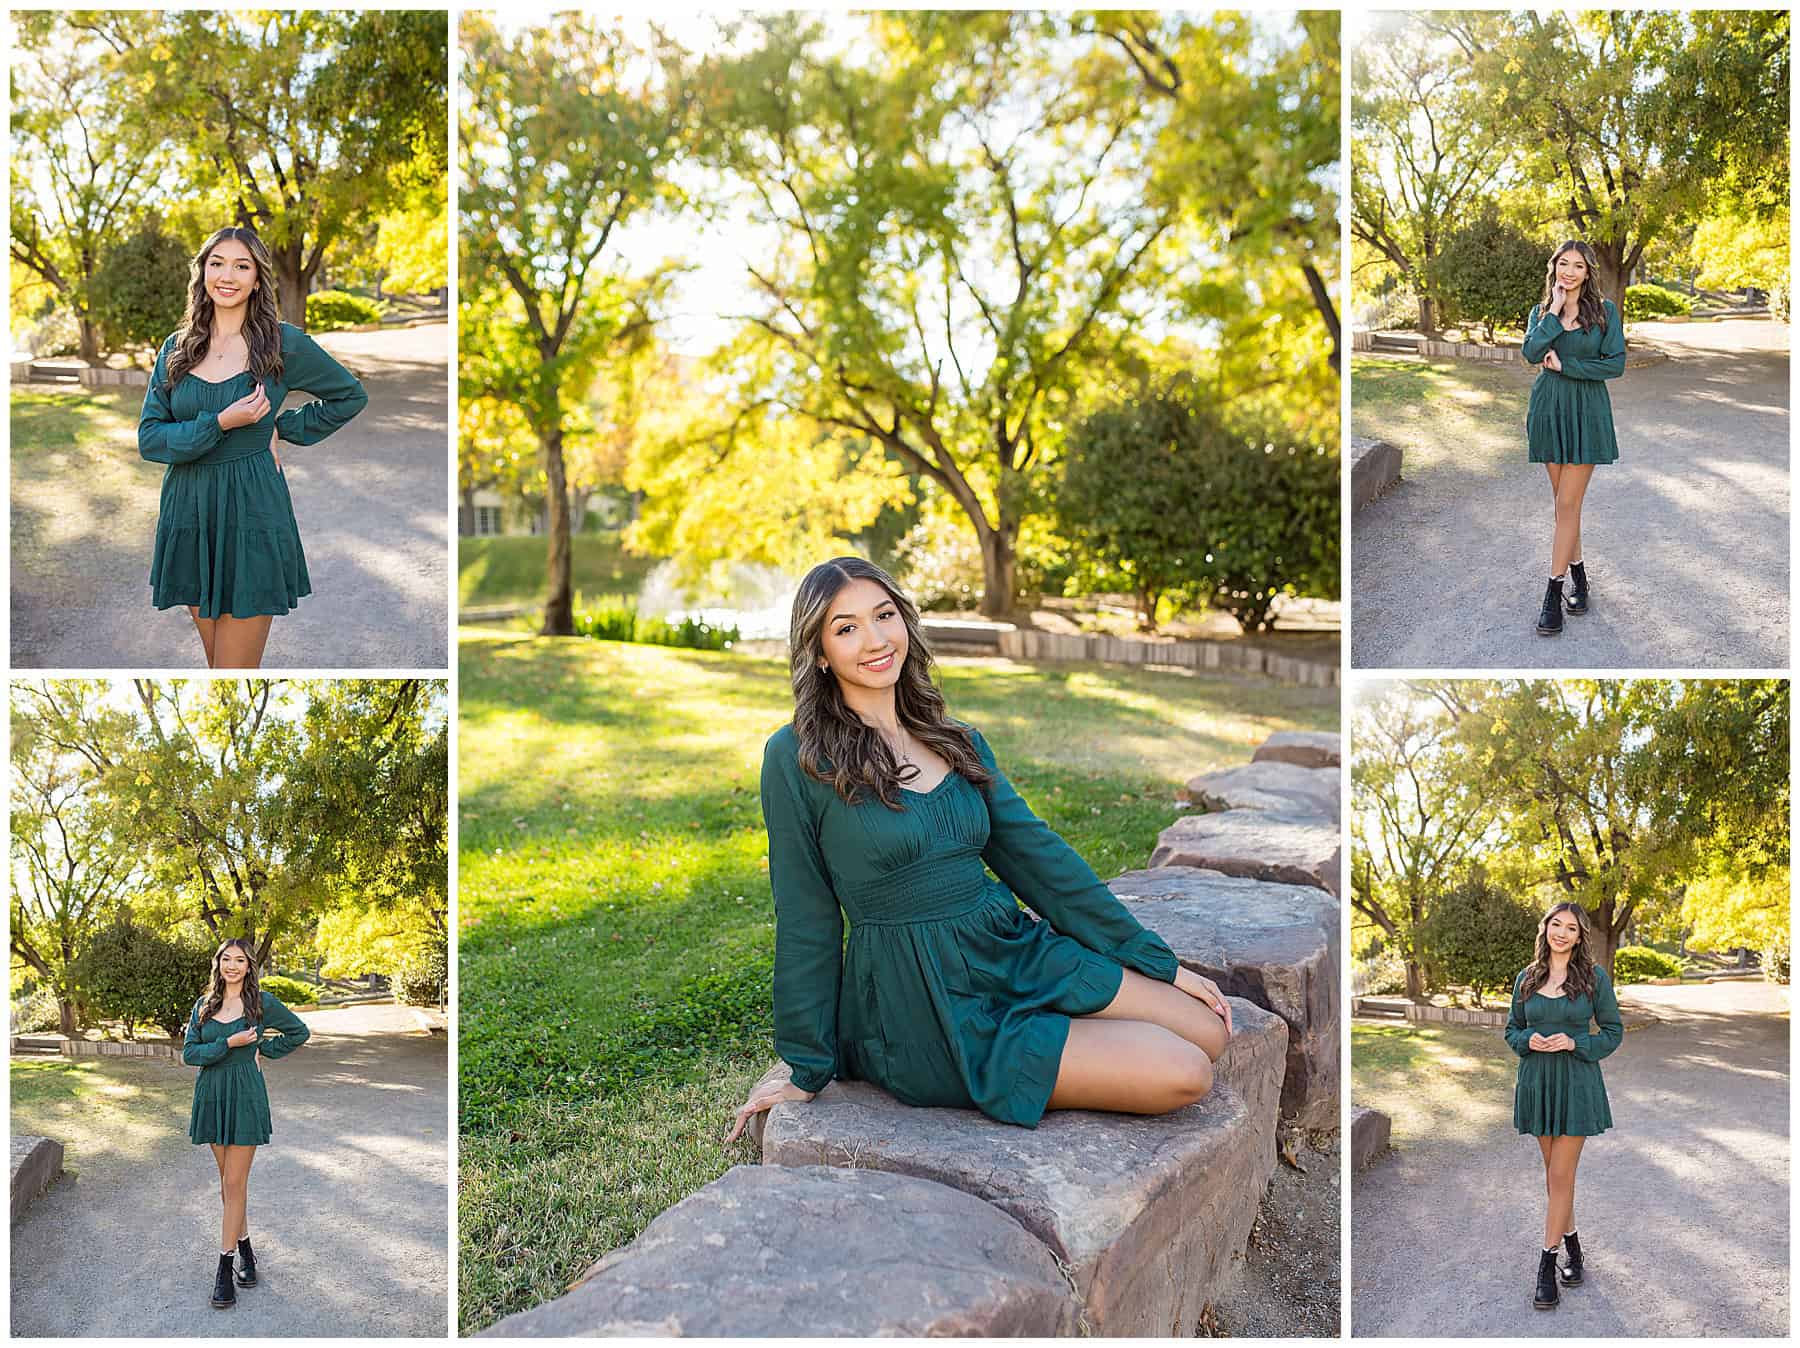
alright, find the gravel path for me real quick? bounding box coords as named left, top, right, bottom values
left=1352, top=319, right=1789, bottom=668
left=10, top=1003, right=449, bottom=1337
left=1352, top=980, right=1789, bottom=1336
left=11, top=322, right=448, bottom=670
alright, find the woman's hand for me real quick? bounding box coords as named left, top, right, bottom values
left=1543, top=348, right=1563, bottom=372
left=1173, top=967, right=1232, bottom=1035
left=270, top=444, right=283, bottom=473
left=1549, top=283, right=1569, bottom=318
left=226, top=1027, right=260, bottom=1048
left=1546, top=1032, right=1576, bottom=1052
left=723, top=1073, right=815, bottom=1144
left=218, top=382, right=270, bottom=430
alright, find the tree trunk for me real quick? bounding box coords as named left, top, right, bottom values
left=1404, top=958, right=1425, bottom=1002
left=57, top=998, right=75, bottom=1037
left=273, top=241, right=309, bottom=326
left=976, top=526, right=1018, bottom=619
left=78, top=316, right=101, bottom=365
left=1589, top=241, right=1628, bottom=312
left=541, top=420, right=575, bottom=636
left=1301, top=261, right=1341, bottom=372
left=1416, top=292, right=1437, bottom=336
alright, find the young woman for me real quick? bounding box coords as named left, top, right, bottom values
left=726, top=557, right=1233, bottom=1144
left=1519, top=240, right=1627, bottom=637
left=1504, top=902, right=1623, bottom=1310
left=138, top=226, right=368, bottom=669
left=182, top=938, right=312, bottom=1309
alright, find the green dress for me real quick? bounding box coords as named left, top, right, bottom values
left=183, top=992, right=313, bottom=1145
left=762, top=722, right=1181, bottom=1128
left=138, top=322, right=368, bottom=619
left=1504, top=966, right=1623, bottom=1137
left=1521, top=298, right=1626, bottom=464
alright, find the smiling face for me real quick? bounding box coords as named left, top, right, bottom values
left=817, top=577, right=909, bottom=696
left=203, top=237, right=259, bottom=312
left=216, top=943, right=250, bottom=987
left=1552, top=247, right=1589, bottom=295
left=1543, top=909, right=1582, bottom=956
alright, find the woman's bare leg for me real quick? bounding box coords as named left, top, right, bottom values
left=1047, top=1018, right=1212, bottom=1114
left=212, top=615, right=273, bottom=670
left=1544, top=1135, right=1584, bottom=1248
left=1088, top=967, right=1229, bottom=1060
left=220, top=1144, right=256, bottom=1248
left=187, top=608, right=219, bottom=668
left=1550, top=465, right=1595, bottom=576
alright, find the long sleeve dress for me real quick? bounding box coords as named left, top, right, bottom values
left=1505, top=965, right=1623, bottom=1137
left=761, top=721, right=1181, bottom=1128
left=138, top=322, right=368, bottom=620
left=183, top=992, right=313, bottom=1145
left=1520, top=298, right=1626, bottom=465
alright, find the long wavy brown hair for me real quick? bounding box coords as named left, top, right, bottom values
left=197, top=937, right=265, bottom=1026
left=165, top=226, right=285, bottom=389
left=1517, top=901, right=1599, bottom=1003
left=1538, top=239, right=1609, bottom=333
left=789, top=557, right=991, bottom=809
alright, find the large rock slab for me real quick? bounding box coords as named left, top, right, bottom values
left=1252, top=730, right=1342, bottom=770
left=1111, top=867, right=1339, bottom=1129
left=1351, top=435, right=1402, bottom=509
left=479, top=1164, right=1079, bottom=1337
left=1149, top=809, right=1341, bottom=897
left=757, top=999, right=1288, bottom=1336
left=1185, top=761, right=1339, bottom=821
left=1351, top=1106, right=1391, bottom=1171
left=10, top=1135, right=64, bottom=1223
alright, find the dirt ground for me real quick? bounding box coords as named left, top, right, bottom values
left=1211, top=1128, right=1341, bottom=1336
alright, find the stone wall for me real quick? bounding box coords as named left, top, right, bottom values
left=996, top=628, right=1337, bottom=688
left=11, top=1135, right=64, bottom=1222
left=61, top=1039, right=182, bottom=1061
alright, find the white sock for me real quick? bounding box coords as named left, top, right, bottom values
left=1550, top=573, right=1566, bottom=585
left=220, top=1248, right=235, bottom=1258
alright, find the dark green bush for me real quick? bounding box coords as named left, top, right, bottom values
left=1417, top=868, right=1542, bottom=1002
left=1623, top=284, right=1694, bottom=322
left=75, top=918, right=217, bottom=1039
left=396, top=943, right=447, bottom=1007
left=572, top=604, right=738, bottom=650
left=91, top=220, right=191, bottom=352
left=1436, top=208, right=1547, bottom=343
left=305, top=289, right=386, bottom=331
left=1613, top=945, right=1684, bottom=984
left=259, top=974, right=320, bottom=1005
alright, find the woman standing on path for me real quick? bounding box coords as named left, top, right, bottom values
left=182, top=938, right=312, bottom=1309
left=1504, top=902, right=1623, bottom=1311
left=138, top=226, right=368, bottom=669
left=1520, top=240, right=1627, bottom=638
left=726, top=557, right=1233, bottom=1143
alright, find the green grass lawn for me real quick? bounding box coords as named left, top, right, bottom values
left=10, top=385, right=142, bottom=455
left=1351, top=355, right=1534, bottom=480
left=457, top=533, right=659, bottom=611
left=1352, top=1022, right=1517, bottom=1148
left=13, top=1057, right=190, bottom=1169
left=456, top=629, right=1336, bottom=1332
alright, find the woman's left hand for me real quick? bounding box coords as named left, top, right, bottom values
left=1549, top=1032, right=1576, bottom=1052
left=1543, top=348, right=1562, bottom=372
left=1174, top=967, right=1232, bottom=1034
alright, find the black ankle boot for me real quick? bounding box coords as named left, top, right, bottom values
left=235, top=1237, right=258, bottom=1287
left=1537, top=579, right=1565, bottom=636
left=211, top=1253, right=237, bottom=1308
left=1534, top=1247, right=1561, bottom=1308
left=1559, top=1231, right=1584, bottom=1285
left=1564, top=561, right=1590, bottom=615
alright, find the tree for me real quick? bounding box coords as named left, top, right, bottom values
left=90, top=216, right=190, bottom=349
left=1435, top=206, right=1547, bottom=342
left=88, top=9, right=448, bottom=323
left=10, top=13, right=162, bottom=363
left=1351, top=684, right=1497, bottom=1000
left=1417, top=867, right=1542, bottom=1004
left=459, top=15, right=690, bottom=635
left=74, top=915, right=214, bottom=1040
left=10, top=683, right=141, bottom=1035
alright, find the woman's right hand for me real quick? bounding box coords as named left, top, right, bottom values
left=226, top=1027, right=260, bottom=1048
left=723, top=1074, right=815, bottom=1144
left=1549, top=283, right=1569, bottom=317
left=218, top=383, right=270, bottom=430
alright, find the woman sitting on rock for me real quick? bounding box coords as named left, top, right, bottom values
left=726, top=556, right=1231, bottom=1142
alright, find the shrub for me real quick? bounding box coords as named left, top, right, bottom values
left=890, top=512, right=986, bottom=611
left=1356, top=945, right=1409, bottom=997
left=305, top=289, right=386, bottom=332
left=1436, top=208, right=1547, bottom=343
left=1623, top=284, right=1694, bottom=322
left=1772, top=282, right=1791, bottom=323
left=395, top=943, right=446, bottom=1007
left=1613, top=945, right=1684, bottom=984
left=1416, top=868, right=1542, bottom=1002
left=91, top=220, right=191, bottom=352
left=571, top=604, right=738, bottom=651
left=75, top=918, right=216, bottom=1039
left=259, top=974, right=320, bottom=1005
left=1764, top=938, right=1790, bottom=985
left=12, top=987, right=62, bottom=1034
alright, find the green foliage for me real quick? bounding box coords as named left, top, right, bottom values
left=889, top=507, right=988, bottom=612
left=1624, top=284, right=1695, bottom=321
left=305, top=289, right=386, bottom=331
left=1437, top=209, right=1547, bottom=342
left=258, top=975, right=319, bottom=1005
left=12, top=988, right=62, bottom=1034
left=1681, top=866, right=1789, bottom=958
left=1613, top=945, right=1684, bottom=984
left=1763, top=938, right=1789, bottom=985
left=74, top=916, right=215, bottom=1039
left=1417, top=869, right=1542, bottom=999
left=571, top=605, right=738, bottom=652
left=90, top=220, right=191, bottom=351
left=395, top=942, right=446, bottom=1007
